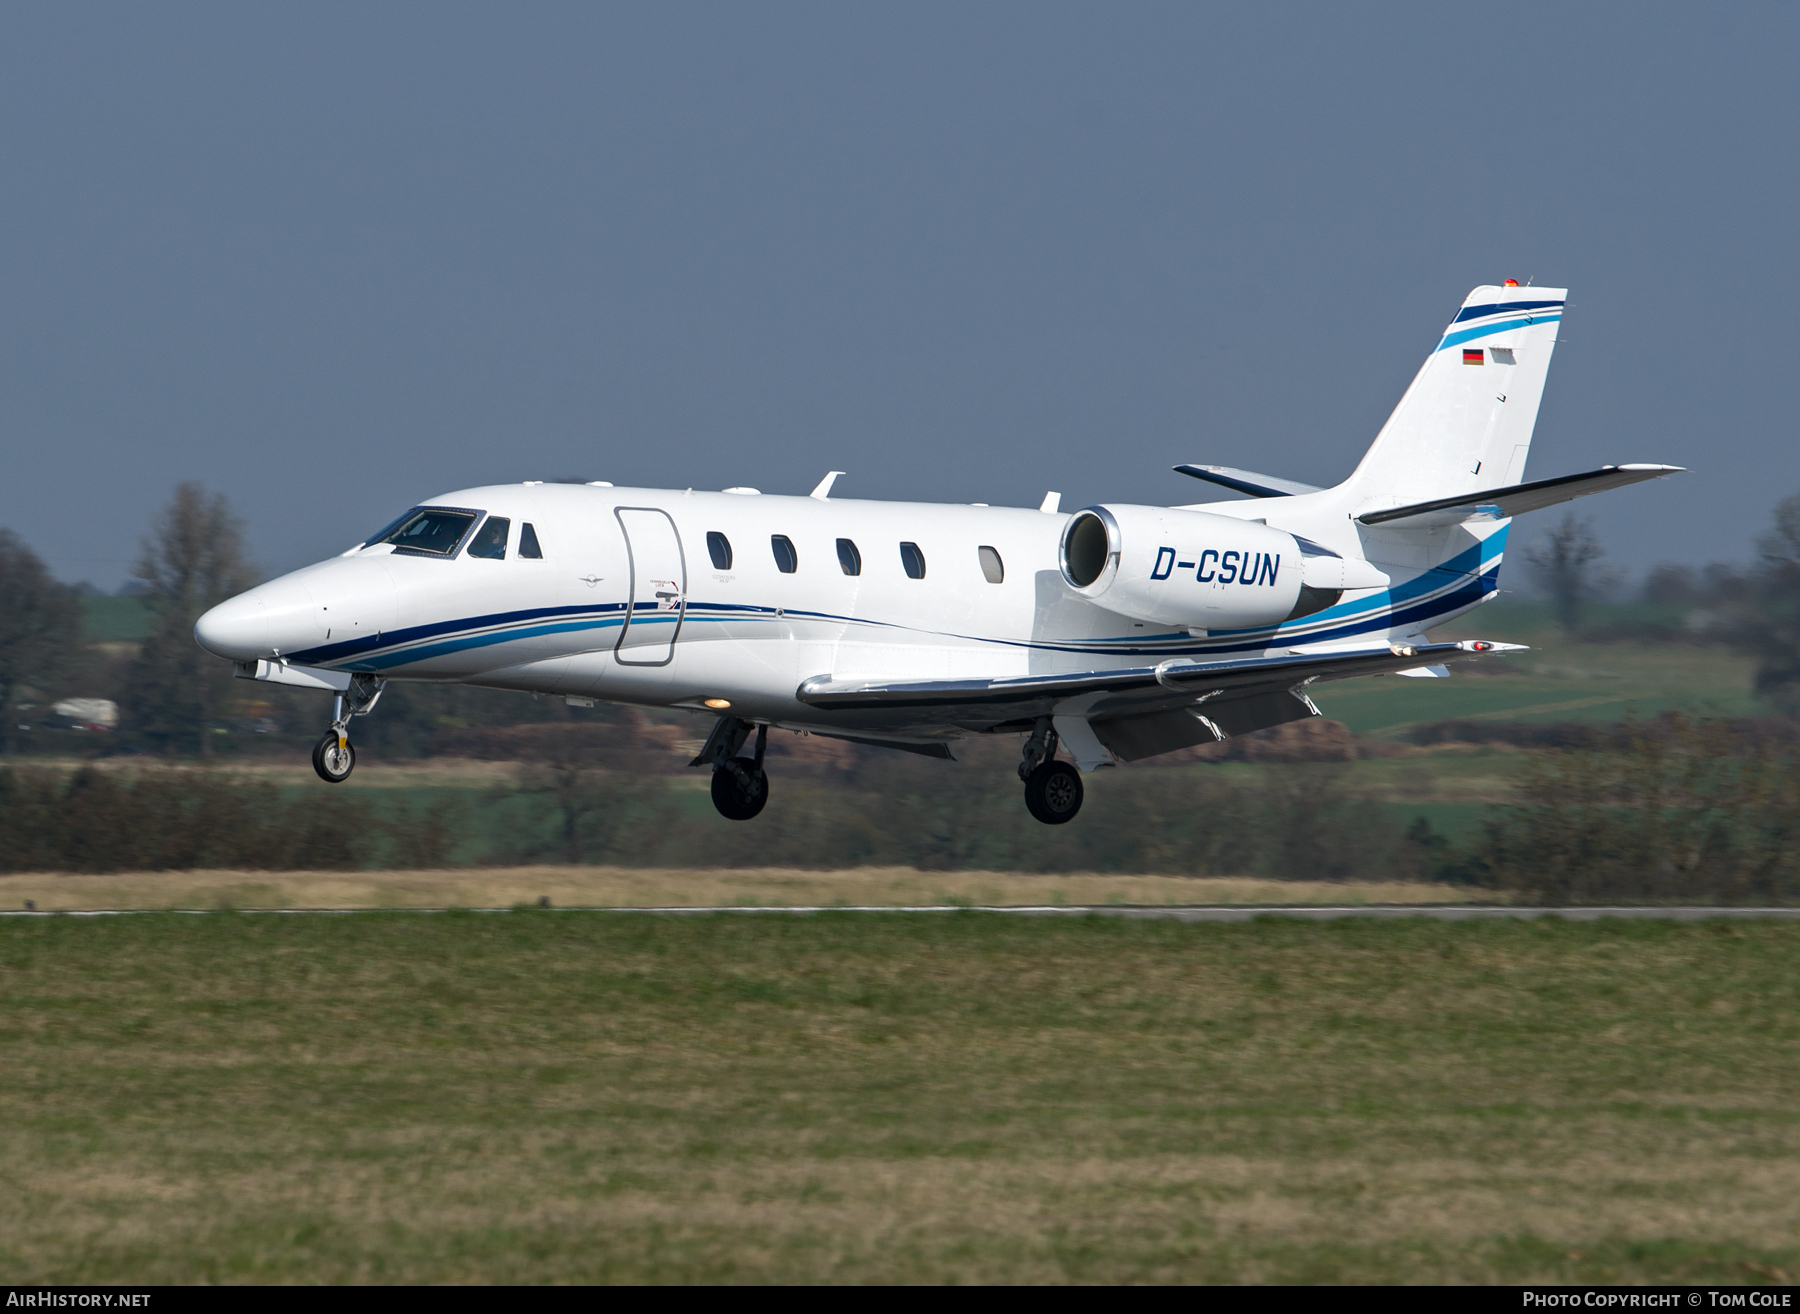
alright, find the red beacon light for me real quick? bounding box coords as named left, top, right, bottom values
left=1503, top=278, right=1520, bottom=287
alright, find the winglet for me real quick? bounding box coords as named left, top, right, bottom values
left=1039, top=491, right=1062, bottom=514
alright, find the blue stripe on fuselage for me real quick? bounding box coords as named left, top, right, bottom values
left=351, top=616, right=626, bottom=670
left=286, top=600, right=630, bottom=666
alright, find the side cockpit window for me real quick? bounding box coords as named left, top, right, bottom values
left=519, top=523, right=543, bottom=559
left=468, top=517, right=510, bottom=559
left=375, top=507, right=479, bottom=557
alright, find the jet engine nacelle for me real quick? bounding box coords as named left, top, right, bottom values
left=1059, top=505, right=1305, bottom=631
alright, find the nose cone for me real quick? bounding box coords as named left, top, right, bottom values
left=194, top=576, right=321, bottom=661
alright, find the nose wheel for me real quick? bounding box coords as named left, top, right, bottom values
left=312, top=732, right=356, bottom=783
left=311, top=675, right=384, bottom=784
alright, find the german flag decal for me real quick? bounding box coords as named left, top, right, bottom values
left=1462, top=348, right=1484, bottom=365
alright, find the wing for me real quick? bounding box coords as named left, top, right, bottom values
left=1357, top=464, right=1683, bottom=527
left=796, top=639, right=1525, bottom=730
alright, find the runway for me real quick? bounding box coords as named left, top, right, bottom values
left=5, top=904, right=1800, bottom=920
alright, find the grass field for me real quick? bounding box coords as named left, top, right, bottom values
left=3, top=911, right=1797, bottom=1284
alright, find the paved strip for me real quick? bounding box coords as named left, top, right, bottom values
left=3, top=905, right=1800, bottom=920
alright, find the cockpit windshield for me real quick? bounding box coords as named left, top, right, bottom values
left=366, top=507, right=480, bottom=557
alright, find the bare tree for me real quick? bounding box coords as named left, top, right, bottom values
left=1756, top=492, right=1800, bottom=569
left=0, top=530, right=83, bottom=755
left=1733, top=492, right=1800, bottom=709
left=1523, top=513, right=1607, bottom=634
left=123, top=484, right=259, bottom=757
left=133, top=482, right=259, bottom=614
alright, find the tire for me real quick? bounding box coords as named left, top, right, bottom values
left=711, top=764, right=768, bottom=821
left=1023, top=760, right=1083, bottom=824
left=312, top=732, right=356, bottom=783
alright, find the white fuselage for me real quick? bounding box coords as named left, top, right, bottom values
left=194, top=481, right=1504, bottom=745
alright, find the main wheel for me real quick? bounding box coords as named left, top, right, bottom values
left=1023, top=760, right=1083, bottom=824
left=711, top=764, right=768, bottom=821
left=312, top=732, right=356, bottom=783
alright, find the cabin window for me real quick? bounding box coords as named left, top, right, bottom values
left=468, top=516, right=510, bottom=560
left=771, top=534, right=798, bottom=573
left=899, top=542, right=926, bottom=580
left=377, top=507, right=479, bottom=557
left=836, top=538, right=862, bottom=576
left=707, top=531, right=733, bottom=571
left=519, top=523, right=543, bottom=559
left=978, top=545, right=1004, bottom=584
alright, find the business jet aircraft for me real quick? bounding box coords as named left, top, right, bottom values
left=195, top=283, right=1679, bottom=824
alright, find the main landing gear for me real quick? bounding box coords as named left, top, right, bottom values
left=688, top=713, right=1083, bottom=825
left=311, top=674, right=386, bottom=784
left=693, top=716, right=770, bottom=821
left=1019, top=718, right=1083, bottom=825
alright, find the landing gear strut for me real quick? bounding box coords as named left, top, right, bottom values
left=693, top=716, right=770, bottom=821
left=1020, top=717, right=1083, bottom=825
left=311, top=674, right=386, bottom=784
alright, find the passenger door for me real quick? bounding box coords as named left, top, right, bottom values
left=613, top=507, right=686, bottom=665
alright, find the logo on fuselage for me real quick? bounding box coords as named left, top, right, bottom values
left=1150, top=547, right=1280, bottom=586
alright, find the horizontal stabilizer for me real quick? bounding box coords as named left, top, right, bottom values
left=1357, top=464, right=1684, bottom=527
left=1172, top=465, right=1323, bottom=498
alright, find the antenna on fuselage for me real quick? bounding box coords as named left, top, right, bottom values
left=810, top=471, right=845, bottom=500
left=1039, top=491, right=1062, bottom=514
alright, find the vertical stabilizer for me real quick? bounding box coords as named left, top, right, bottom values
left=1343, top=286, right=1565, bottom=510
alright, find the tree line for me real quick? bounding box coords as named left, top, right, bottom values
left=1524, top=502, right=1800, bottom=715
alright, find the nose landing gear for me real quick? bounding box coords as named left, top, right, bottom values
left=312, top=733, right=356, bottom=783
left=1019, top=718, right=1083, bottom=824
left=692, top=715, right=769, bottom=820
left=311, top=674, right=386, bottom=784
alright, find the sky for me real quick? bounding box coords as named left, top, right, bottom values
left=2, top=2, right=1795, bottom=592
